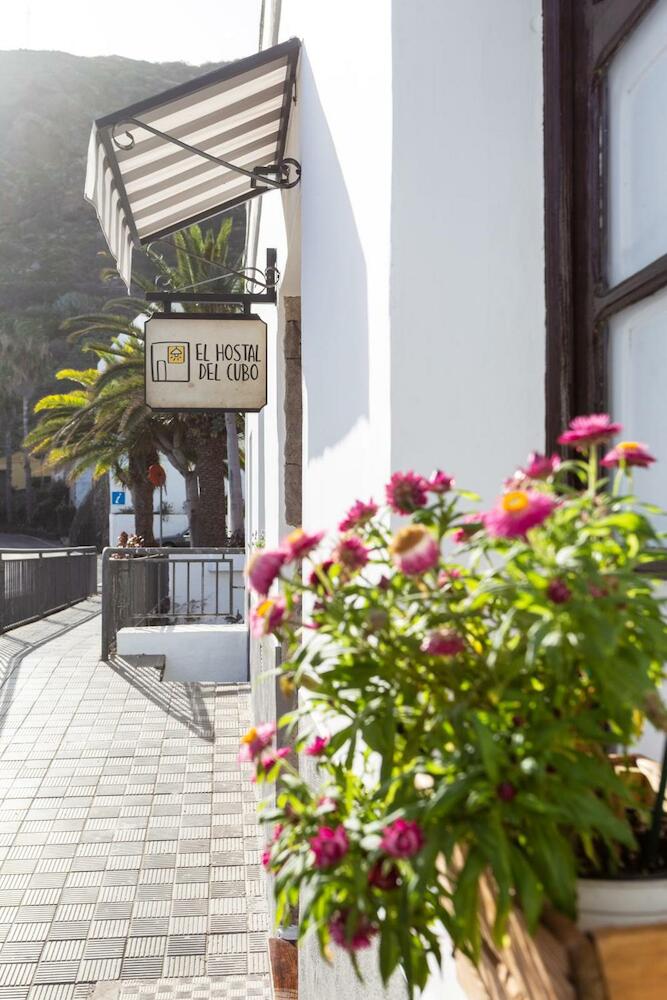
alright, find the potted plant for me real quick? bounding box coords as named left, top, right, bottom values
left=242, top=415, right=667, bottom=997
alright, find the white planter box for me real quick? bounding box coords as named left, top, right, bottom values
left=577, top=875, right=667, bottom=930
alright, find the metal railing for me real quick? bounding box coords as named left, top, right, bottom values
left=0, top=547, right=98, bottom=633
left=101, top=546, right=245, bottom=659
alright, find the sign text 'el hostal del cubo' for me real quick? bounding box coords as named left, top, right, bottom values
left=145, top=315, right=267, bottom=412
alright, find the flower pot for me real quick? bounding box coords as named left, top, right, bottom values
left=577, top=874, right=667, bottom=930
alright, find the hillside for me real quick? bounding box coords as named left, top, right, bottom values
left=0, top=49, right=244, bottom=307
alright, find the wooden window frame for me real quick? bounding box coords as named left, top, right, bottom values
left=543, top=0, right=666, bottom=447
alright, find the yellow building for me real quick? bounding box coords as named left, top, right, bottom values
left=0, top=451, right=51, bottom=490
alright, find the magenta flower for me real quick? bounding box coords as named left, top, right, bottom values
left=368, top=859, right=401, bottom=891
left=380, top=819, right=425, bottom=859
left=452, top=513, right=482, bottom=544
left=328, top=910, right=378, bottom=952
left=247, top=549, right=287, bottom=595
left=310, top=825, right=349, bottom=869
left=521, top=452, right=561, bottom=480
left=547, top=579, right=571, bottom=604
left=557, top=413, right=622, bottom=449
left=283, top=528, right=324, bottom=561
left=496, top=782, right=517, bottom=802
left=334, top=535, right=369, bottom=572
left=254, top=746, right=291, bottom=780
left=427, top=469, right=455, bottom=494
left=305, top=735, right=330, bottom=756
left=261, top=849, right=272, bottom=870
left=238, top=722, right=276, bottom=763
left=438, top=568, right=462, bottom=588
left=601, top=441, right=656, bottom=469
left=483, top=490, right=556, bottom=539
left=390, top=524, right=439, bottom=575
left=249, top=597, right=287, bottom=638
left=385, top=471, right=429, bottom=514
left=338, top=499, right=378, bottom=532
left=421, top=628, right=466, bottom=657
left=308, top=559, right=334, bottom=591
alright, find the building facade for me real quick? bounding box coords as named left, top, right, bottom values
left=244, top=2, right=667, bottom=996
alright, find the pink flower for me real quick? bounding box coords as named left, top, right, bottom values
left=249, top=597, right=287, bottom=638
left=483, top=490, right=556, bottom=539
left=283, top=528, right=324, bottom=560
left=427, top=470, right=455, bottom=494
left=547, top=579, right=571, bottom=604
left=305, top=735, right=330, bottom=756
left=254, top=746, right=290, bottom=780
left=496, top=782, right=517, bottom=802
left=452, top=513, right=482, bottom=544
left=317, top=796, right=338, bottom=813
left=238, top=722, right=276, bottom=763
left=310, top=825, right=349, bottom=869
left=309, top=559, right=334, bottom=590
left=338, top=499, right=378, bottom=532
left=261, top=849, right=272, bottom=870
left=421, top=629, right=466, bottom=657
left=385, top=471, right=429, bottom=514
left=328, top=910, right=377, bottom=952
left=334, top=535, right=369, bottom=572
left=557, top=413, right=622, bottom=449
left=438, top=568, right=461, bottom=588
left=390, top=524, right=439, bottom=575
left=247, top=549, right=287, bottom=595
left=380, top=819, right=425, bottom=859
left=601, top=441, right=656, bottom=469
left=368, top=859, right=401, bottom=891
left=521, top=452, right=561, bottom=479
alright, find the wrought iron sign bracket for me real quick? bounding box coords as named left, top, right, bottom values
left=112, top=119, right=301, bottom=190
left=145, top=248, right=279, bottom=316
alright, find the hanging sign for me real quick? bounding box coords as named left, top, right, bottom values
left=145, top=314, right=267, bottom=412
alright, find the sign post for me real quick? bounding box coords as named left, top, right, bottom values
left=145, top=314, right=267, bottom=412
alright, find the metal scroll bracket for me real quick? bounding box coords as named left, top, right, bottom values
left=111, top=119, right=301, bottom=191
left=145, top=248, right=280, bottom=316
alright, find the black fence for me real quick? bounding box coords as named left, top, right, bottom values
left=101, top=547, right=244, bottom=659
left=0, top=547, right=98, bottom=633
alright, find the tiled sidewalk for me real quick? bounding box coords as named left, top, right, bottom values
left=0, top=600, right=270, bottom=1000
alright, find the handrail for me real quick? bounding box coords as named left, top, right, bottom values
left=0, top=546, right=97, bottom=556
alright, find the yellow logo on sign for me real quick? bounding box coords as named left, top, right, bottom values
left=167, top=345, right=186, bottom=364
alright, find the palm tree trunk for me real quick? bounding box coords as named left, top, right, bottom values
left=225, top=412, right=244, bottom=544
left=4, top=427, right=12, bottom=524
left=196, top=433, right=227, bottom=546
left=22, top=394, right=34, bottom=523
left=184, top=471, right=200, bottom=547
left=128, top=448, right=157, bottom=545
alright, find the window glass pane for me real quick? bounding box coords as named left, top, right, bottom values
left=609, top=287, right=667, bottom=526
left=608, top=0, right=667, bottom=286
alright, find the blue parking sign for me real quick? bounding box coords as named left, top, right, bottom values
left=111, top=491, right=126, bottom=506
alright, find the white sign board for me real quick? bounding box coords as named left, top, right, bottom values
left=145, top=315, right=267, bottom=412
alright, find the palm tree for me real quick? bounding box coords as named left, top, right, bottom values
left=145, top=221, right=246, bottom=541
left=0, top=312, right=54, bottom=522
left=27, top=355, right=158, bottom=545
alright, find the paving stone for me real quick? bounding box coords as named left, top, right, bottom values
left=0, top=607, right=270, bottom=997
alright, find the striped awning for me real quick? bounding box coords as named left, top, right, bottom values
left=84, top=38, right=300, bottom=288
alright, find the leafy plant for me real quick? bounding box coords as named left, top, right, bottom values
left=241, top=416, right=667, bottom=996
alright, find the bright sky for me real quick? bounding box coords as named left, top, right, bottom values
left=1, top=0, right=263, bottom=64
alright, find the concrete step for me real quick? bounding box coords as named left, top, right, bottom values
left=116, top=624, right=248, bottom=683
left=92, top=975, right=271, bottom=999
left=113, top=652, right=166, bottom=678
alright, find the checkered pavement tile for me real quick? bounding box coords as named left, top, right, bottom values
left=0, top=603, right=270, bottom=999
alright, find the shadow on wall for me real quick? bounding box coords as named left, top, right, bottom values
left=299, top=50, right=370, bottom=462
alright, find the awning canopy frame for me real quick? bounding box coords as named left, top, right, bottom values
left=85, top=38, right=301, bottom=286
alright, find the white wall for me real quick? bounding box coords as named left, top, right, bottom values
left=390, top=0, right=546, bottom=502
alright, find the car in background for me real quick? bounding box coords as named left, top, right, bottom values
left=161, top=528, right=190, bottom=548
